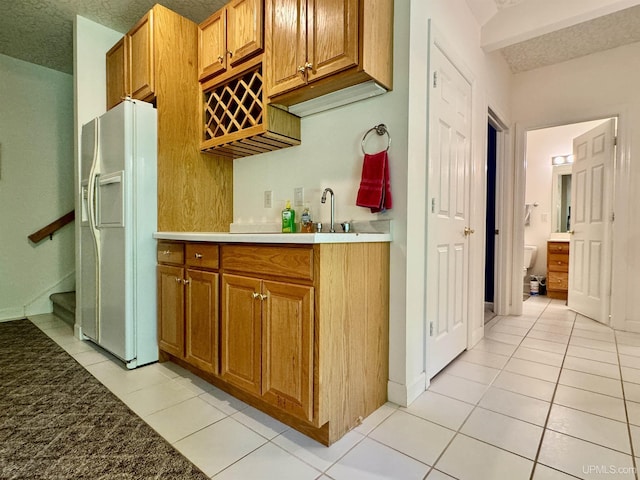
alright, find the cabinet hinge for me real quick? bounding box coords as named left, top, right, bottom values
left=433, top=72, right=438, bottom=88
left=430, top=322, right=434, bottom=336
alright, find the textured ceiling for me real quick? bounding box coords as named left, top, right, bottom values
left=502, top=4, right=640, bottom=73
left=2, top=0, right=640, bottom=76
left=0, top=0, right=226, bottom=75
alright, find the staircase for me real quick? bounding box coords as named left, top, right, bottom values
left=50, top=291, right=76, bottom=327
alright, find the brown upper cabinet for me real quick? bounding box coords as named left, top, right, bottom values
left=199, top=0, right=264, bottom=82
left=266, top=0, right=393, bottom=106
left=106, top=10, right=155, bottom=110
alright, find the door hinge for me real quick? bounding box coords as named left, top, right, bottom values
left=431, top=198, right=436, bottom=213
left=495, top=229, right=500, bottom=235
left=430, top=322, right=434, bottom=336
left=611, top=212, right=615, bottom=222
left=614, top=136, right=617, bottom=146
left=433, top=71, right=438, bottom=88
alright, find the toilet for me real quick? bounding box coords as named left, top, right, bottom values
left=524, top=245, right=538, bottom=282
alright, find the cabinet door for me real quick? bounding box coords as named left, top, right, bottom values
left=157, top=264, right=185, bottom=357
left=199, top=9, right=227, bottom=81
left=261, top=281, right=314, bottom=422
left=129, top=10, right=155, bottom=101
left=266, top=0, right=308, bottom=97
left=221, top=274, right=262, bottom=395
left=227, top=0, right=264, bottom=67
left=306, top=0, right=359, bottom=83
left=106, top=37, right=127, bottom=110
left=185, top=269, right=219, bottom=374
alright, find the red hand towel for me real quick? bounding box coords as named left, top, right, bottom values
left=356, top=151, right=392, bottom=213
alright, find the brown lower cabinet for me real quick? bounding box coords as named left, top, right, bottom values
left=156, top=240, right=390, bottom=446
left=157, top=243, right=219, bottom=374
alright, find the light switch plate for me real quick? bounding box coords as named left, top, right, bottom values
left=294, top=187, right=304, bottom=207
left=264, top=190, right=273, bottom=208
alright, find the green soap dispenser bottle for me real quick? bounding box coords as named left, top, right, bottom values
left=282, top=200, right=296, bottom=232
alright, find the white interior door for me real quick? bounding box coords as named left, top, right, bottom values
left=426, top=42, right=472, bottom=379
left=568, top=119, right=615, bottom=324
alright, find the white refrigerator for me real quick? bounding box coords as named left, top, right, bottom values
left=80, top=99, right=158, bottom=368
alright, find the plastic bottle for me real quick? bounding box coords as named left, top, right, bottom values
left=281, top=200, right=296, bottom=232
left=300, top=207, right=313, bottom=233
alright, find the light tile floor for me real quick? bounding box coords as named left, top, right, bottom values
left=27, top=296, right=640, bottom=479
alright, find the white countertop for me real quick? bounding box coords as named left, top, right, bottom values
left=154, top=231, right=392, bottom=244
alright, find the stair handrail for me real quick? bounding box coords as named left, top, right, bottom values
left=28, top=210, right=75, bottom=244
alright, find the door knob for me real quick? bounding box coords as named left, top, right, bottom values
left=464, top=226, right=475, bottom=236
left=568, top=230, right=575, bottom=235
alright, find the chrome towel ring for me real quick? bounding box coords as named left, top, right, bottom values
left=361, top=124, right=391, bottom=155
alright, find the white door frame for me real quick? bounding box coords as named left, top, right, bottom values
left=511, top=111, right=627, bottom=323
left=489, top=109, right=513, bottom=317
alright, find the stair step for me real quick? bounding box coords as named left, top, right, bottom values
left=50, top=291, right=76, bottom=327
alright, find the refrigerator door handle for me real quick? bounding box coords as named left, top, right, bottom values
left=87, top=118, right=102, bottom=342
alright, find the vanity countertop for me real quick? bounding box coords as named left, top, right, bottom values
left=154, top=231, right=391, bottom=244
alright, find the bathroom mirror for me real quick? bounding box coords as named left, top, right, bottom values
left=551, top=164, right=572, bottom=233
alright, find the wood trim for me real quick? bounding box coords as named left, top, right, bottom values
left=28, top=210, right=75, bottom=244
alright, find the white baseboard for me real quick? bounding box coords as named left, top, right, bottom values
left=387, top=372, right=427, bottom=407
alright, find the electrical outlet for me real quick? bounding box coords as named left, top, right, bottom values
left=294, top=187, right=304, bottom=207
left=264, top=190, right=273, bottom=208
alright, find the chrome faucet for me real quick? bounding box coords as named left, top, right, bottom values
left=321, top=188, right=335, bottom=232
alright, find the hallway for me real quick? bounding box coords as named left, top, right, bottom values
left=29, top=296, right=640, bottom=479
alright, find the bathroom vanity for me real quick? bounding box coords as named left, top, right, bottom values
left=154, top=231, right=390, bottom=445
left=547, top=240, right=570, bottom=300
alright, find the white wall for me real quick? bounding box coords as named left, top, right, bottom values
left=0, top=54, right=75, bottom=320
left=73, top=16, right=123, bottom=332
left=524, top=120, right=605, bottom=276
left=512, top=40, right=640, bottom=332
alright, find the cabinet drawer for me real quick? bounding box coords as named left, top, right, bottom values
left=222, top=245, right=313, bottom=281
left=548, top=242, right=569, bottom=254
left=157, top=242, right=184, bottom=264
left=548, top=254, right=569, bottom=272
left=547, top=272, right=568, bottom=290
left=186, top=243, right=219, bottom=269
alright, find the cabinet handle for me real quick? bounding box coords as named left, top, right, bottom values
left=227, top=50, right=233, bottom=58
left=297, top=65, right=306, bottom=73
left=194, top=253, right=203, bottom=259
left=252, top=292, right=260, bottom=299
left=160, top=250, right=171, bottom=255
left=304, top=62, right=313, bottom=71
left=218, top=55, right=224, bottom=63
left=259, top=294, right=268, bottom=301
left=183, top=279, right=190, bottom=285
left=175, top=277, right=182, bottom=283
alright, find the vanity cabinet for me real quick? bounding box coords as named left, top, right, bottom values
left=547, top=241, right=570, bottom=300
left=265, top=0, right=393, bottom=106
left=156, top=239, right=389, bottom=445
left=157, top=242, right=219, bottom=374
left=198, top=0, right=264, bottom=82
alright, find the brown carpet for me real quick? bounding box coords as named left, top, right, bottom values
left=0, top=319, right=210, bottom=480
